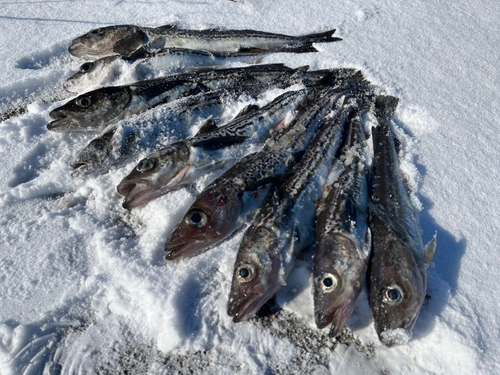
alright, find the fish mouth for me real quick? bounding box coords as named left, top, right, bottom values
left=47, top=111, right=80, bottom=132
left=228, top=284, right=269, bottom=323
left=117, top=177, right=155, bottom=209
left=164, top=239, right=206, bottom=261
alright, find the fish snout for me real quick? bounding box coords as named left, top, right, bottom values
left=47, top=110, right=78, bottom=132
left=117, top=177, right=154, bottom=210
left=379, top=327, right=412, bottom=347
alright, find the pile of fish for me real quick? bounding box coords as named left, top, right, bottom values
left=47, top=23, right=436, bottom=347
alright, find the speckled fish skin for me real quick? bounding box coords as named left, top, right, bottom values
left=227, top=96, right=368, bottom=323
left=68, top=23, right=342, bottom=60
left=64, top=48, right=269, bottom=93
left=368, top=95, right=435, bottom=347
left=117, top=88, right=309, bottom=209
left=69, top=83, right=270, bottom=177
left=50, top=64, right=301, bottom=133
left=163, top=70, right=363, bottom=262
left=312, top=114, right=370, bottom=337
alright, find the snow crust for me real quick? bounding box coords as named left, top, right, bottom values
left=1, top=0, right=499, bottom=374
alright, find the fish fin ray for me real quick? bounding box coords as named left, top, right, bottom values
left=195, top=116, right=218, bottom=136
left=190, top=135, right=249, bottom=150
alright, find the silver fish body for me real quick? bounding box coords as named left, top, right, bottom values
left=368, top=95, right=436, bottom=346
left=163, top=70, right=364, bottom=262
left=312, top=115, right=370, bottom=337
left=227, top=96, right=368, bottom=323
left=117, top=88, right=309, bottom=209
left=64, top=48, right=267, bottom=93
left=49, top=64, right=299, bottom=133
left=69, top=24, right=341, bottom=60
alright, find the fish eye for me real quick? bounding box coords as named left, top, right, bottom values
left=319, top=273, right=339, bottom=293
left=91, top=140, right=106, bottom=152
left=235, top=264, right=256, bottom=283
left=382, top=285, right=404, bottom=305
left=185, top=209, right=208, bottom=228
left=136, top=158, right=155, bottom=173
left=79, top=62, right=95, bottom=73
left=76, top=96, right=92, bottom=108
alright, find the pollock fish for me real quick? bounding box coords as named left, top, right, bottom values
left=116, top=88, right=309, bottom=209
left=368, top=95, right=436, bottom=346
left=227, top=95, right=370, bottom=323
left=48, top=64, right=300, bottom=133
left=163, top=70, right=365, bottom=262
left=312, top=114, right=370, bottom=337
left=64, top=48, right=268, bottom=93
left=68, top=23, right=342, bottom=60
left=69, top=83, right=270, bottom=177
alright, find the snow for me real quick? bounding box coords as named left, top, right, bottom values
left=1, top=0, right=499, bottom=374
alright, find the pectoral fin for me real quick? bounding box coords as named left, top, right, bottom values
left=423, top=231, right=437, bottom=267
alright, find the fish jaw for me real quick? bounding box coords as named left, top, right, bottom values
left=313, top=233, right=366, bottom=335
left=227, top=226, right=281, bottom=322
left=369, top=216, right=426, bottom=346
left=164, top=184, right=242, bottom=261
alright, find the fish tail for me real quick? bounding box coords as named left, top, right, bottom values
left=300, top=29, right=342, bottom=44
left=375, top=95, right=399, bottom=118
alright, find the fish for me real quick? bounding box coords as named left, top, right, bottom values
left=64, top=48, right=268, bottom=93
left=312, top=114, right=370, bottom=337
left=69, top=69, right=353, bottom=177
left=368, top=95, right=437, bottom=347
left=163, top=69, right=365, bottom=262
left=69, top=83, right=271, bottom=177
left=116, top=88, right=309, bottom=209
left=48, top=64, right=302, bottom=133
left=68, top=23, right=342, bottom=60
left=227, top=94, right=371, bottom=323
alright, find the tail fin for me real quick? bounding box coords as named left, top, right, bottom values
left=300, top=29, right=342, bottom=44
left=375, top=95, right=399, bottom=118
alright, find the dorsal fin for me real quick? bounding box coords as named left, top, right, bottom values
left=195, top=116, right=218, bottom=136
left=232, top=104, right=260, bottom=120
left=156, top=23, right=178, bottom=31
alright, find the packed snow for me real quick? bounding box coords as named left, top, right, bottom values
left=1, top=0, right=499, bottom=374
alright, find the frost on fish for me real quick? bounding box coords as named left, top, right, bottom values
left=117, top=88, right=309, bottom=209
left=368, top=95, right=436, bottom=347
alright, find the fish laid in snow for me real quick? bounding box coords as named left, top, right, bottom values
left=64, top=48, right=270, bottom=93
left=48, top=64, right=300, bottom=133
left=227, top=92, right=372, bottom=323
left=68, top=23, right=342, bottom=61
left=69, top=83, right=271, bottom=177
left=312, top=114, right=370, bottom=337
left=116, top=88, right=309, bottom=209
left=163, top=70, right=363, bottom=262
left=368, top=95, right=436, bottom=347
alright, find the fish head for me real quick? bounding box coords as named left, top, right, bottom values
left=369, top=235, right=426, bottom=347
left=70, top=129, right=116, bottom=175
left=64, top=56, right=121, bottom=93
left=68, top=25, right=138, bottom=59
left=117, top=142, right=191, bottom=209
left=227, top=225, right=281, bottom=322
left=164, top=183, right=242, bottom=261
left=313, top=232, right=366, bottom=337
left=47, top=87, right=132, bottom=132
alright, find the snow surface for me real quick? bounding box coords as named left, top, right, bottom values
left=1, top=0, right=499, bottom=374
